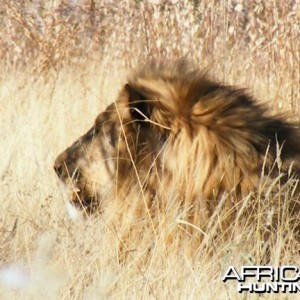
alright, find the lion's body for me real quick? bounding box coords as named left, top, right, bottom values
left=54, top=61, right=300, bottom=248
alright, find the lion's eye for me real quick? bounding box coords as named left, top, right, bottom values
left=89, top=128, right=98, bottom=140
left=82, top=127, right=98, bottom=143
left=92, top=128, right=97, bottom=137
left=109, top=126, right=117, bottom=147
left=101, top=124, right=117, bottom=148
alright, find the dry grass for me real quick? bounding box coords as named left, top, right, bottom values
left=1, top=0, right=300, bottom=299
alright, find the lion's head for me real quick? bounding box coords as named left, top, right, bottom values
left=54, top=80, right=164, bottom=213
left=54, top=61, right=300, bottom=218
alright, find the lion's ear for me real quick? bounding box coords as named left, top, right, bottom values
left=124, top=83, right=153, bottom=123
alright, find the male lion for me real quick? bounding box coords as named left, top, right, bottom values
left=54, top=61, right=300, bottom=237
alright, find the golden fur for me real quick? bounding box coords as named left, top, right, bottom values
left=54, top=60, right=300, bottom=240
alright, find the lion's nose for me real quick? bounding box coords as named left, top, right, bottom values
left=54, top=151, right=69, bottom=178
left=54, top=159, right=65, bottom=178
left=54, top=163, right=63, bottom=177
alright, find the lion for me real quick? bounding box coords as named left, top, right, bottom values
left=54, top=61, right=300, bottom=250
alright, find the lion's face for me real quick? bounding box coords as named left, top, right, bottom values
left=54, top=102, right=133, bottom=212
left=54, top=86, right=161, bottom=212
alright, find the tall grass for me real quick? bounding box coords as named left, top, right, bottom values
left=1, top=1, right=300, bottom=299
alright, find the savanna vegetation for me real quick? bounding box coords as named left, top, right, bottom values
left=1, top=1, right=299, bottom=299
